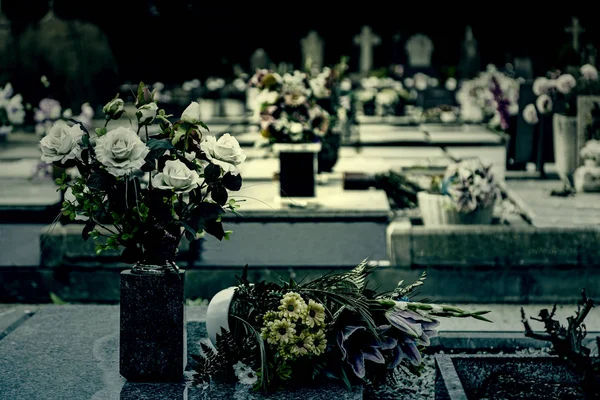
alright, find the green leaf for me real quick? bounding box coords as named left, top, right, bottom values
left=49, top=292, right=67, bottom=305
left=204, top=163, right=221, bottom=183
left=87, top=170, right=114, bottom=191
left=146, top=138, right=174, bottom=152
left=198, top=121, right=210, bottom=131
left=95, top=127, right=107, bottom=137
left=211, top=184, right=228, bottom=206
left=221, top=172, right=242, bottom=191
left=171, top=125, right=187, bottom=145
left=340, top=367, right=352, bottom=390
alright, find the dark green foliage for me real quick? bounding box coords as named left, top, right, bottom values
left=374, top=171, right=423, bottom=209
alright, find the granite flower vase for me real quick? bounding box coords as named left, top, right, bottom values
left=552, top=113, right=578, bottom=183
left=317, top=132, right=341, bottom=173
left=274, top=142, right=322, bottom=199
left=120, top=267, right=186, bottom=382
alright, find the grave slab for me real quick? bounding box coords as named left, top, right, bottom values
left=0, top=305, right=362, bottom=400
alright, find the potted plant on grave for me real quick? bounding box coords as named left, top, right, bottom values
left=0, top=83, right=25, bottom=141
left=193, top=261, right=491, bottom=395
left=523, top=64, right=600, bottom=184
left=417, top=158, right=500, bottom=225
left=39, top=82, right=246, bottom=382
left=248, top=69, right=333, bottom=199
left=435, top=289, right=599, bottom=399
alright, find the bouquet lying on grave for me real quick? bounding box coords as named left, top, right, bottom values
left=39, top=82, right=246, bottom=267
left=192, top=260, right=491, bottom=393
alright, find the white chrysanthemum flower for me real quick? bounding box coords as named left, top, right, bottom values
left=581, top=64, right=598, bottom=81
left=536, top=94, right=553, bottom=115
left=522, top=103, right=539, bottom=125
left=233, top=361, right=258, bottom=386
left=555, top=74, right=576, bottom=94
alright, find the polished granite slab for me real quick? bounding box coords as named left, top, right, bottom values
left=0, top=305, right=362, bottom=400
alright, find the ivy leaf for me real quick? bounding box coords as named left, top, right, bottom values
left=211, top=184, right=228, bottom=206
left=204, top=219, right=225, bottom=240
left=82, top=220, right=96, bottom=241
left=204, top=163, right=221, bottom=183
left=221, top=172, right=242, bottom=191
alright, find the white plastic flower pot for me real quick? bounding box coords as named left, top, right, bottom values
left=552, top=113, right=578, bottom=180
left=221, top=99, right=246, bottom=117
left=206, top=286, right=236, bottom=346
left=417, top=192, right=494, bottom=226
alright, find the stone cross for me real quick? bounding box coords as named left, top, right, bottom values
left=565, top=17, right=585, bottom=52
left=354, top=26, right=381, bottom=74
left=301, top=30, right=324, bottom=71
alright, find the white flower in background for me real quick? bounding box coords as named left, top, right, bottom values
left=555, top=74, right=576, bottom=94
left=63, top=109, right=73, bottom=118
left=404, top=77, right=414, bottom=88
left=181, top=101, right=202, bottom=125
left=486, top=64, right=497, bottom=73
left=94, top=126, right=150, bottom=177
left=356, top=89, right=376, bottom=102
left=233, top=362, right=258, bottom=386
left=153, top=82, right=165, bottom=92
left=361, top=76, right=381, bottom=89
left=309, top=106, right=330, bottom=136
left=34, top=98, right=62, bottom=123
left=414, top=73, right=428, bottom=91
left=581, top=64, right=599, bottom=81
left=429, top=77, right=439, bottom=87
left=137, top=102, right=158, bottom=125
left=5, top=94, right=25, bottom=125
left=309, top=75, right=329, bottom=99
left=0, top=126, right=12, bottom=136
left=206, top=77, right=225, bottom=91
left=289, top=121, right=305, bottom=141
left=508, top=101, right=519, bottom=116
left=282, top=71, right=310, bottom=106
left=0, top=83, right=14, bottom=100
left=152, top=159, right=201, bottom=193
left=182, top=79, right=201, bottom=91
left=233, top=78, right=247, bottom=92
left=445, top=78, right=457, bottom=91
left=340, top=78, right=352, bottom=92
left=460, top=104, right=484, bottom=123
left=488, top=111, right=501, bottom=129
left=536, top=94, right=553, bottom=115
left=376, top=88, right=399, bottom=106
left=200, top=133, right=246, bottom=173
left=580, top=139, right=600, bottom=164
left=39, top=120, right=84, bottom=163
left=532, top=77, right=550, bottom=96
left=409, top=89, right=419, bottom=100
left=522, top=103, right=539, bottom=125
left=440, top=111, right=457, bottom=123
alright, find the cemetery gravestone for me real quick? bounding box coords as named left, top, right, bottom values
left=250, top=48, right=270, bottom=72
left=513, top=57, right=533, bottom=80
left=353, top=25, right=381, bottom=74
left=300, top=30, right=324, bottom=71
left=566, top=16, right=585, bottom=53
left=457, top=25, right=480, bottom=79
left=404, top=33, right=435, bottom=76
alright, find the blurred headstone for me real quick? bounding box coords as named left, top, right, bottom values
left=301, top=30, right=324, bottom=71
left=17, top=2, right=118, bottom=111
left=353, top=26, right=380, bottom=74
left=405, top=34, right=433, bottom=68
left=513, top=57, right=533, bottom=80
left=250, top=48, right=270, bottom=72
left=565, top=16, right=585, bottom=53
left=457, top=26, right=480, bottom=79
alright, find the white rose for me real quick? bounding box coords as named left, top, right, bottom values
left=555, top=74, right=576, bottom=94
left=581, top=64, right=598, bottom=81
left=532, top=77, right=549, bottom=96
left=445, top=78, right=457, bottom=91
left=152, top=159, right=201, bottom=193
left=181, top=101, right=202, bottom=125
left=200, top=133, right=246, bottom=173
left=103, top=97, right=125, bottom=119
left=136, top=102, right=158, bottom=125
left=39, top=120, right=84, bottom=163
left=94, top=126, right=150, bottom=177
left=522, top=103, right=539, bottom=125
left=536, top=94, right=553, bottom=115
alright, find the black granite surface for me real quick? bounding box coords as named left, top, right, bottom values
left=120, top=269, right=186, bottom=382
